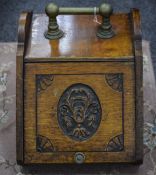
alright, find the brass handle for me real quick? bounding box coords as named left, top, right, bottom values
left=44, top=2, right=115, bottom=40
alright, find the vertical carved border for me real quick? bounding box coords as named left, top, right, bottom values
left=36, top=74, right=54, bottom=152
left=105, top=73, right=124, bottom=151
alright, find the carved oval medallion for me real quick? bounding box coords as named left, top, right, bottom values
left=57, top=83, right=102, bottom=141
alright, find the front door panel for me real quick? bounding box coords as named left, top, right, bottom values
left=24, top=62, right=135, bottom=164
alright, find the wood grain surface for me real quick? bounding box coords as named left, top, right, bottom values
left=16, top=9, right=143, bottom=164
left=25, top=14, right=133, bottom=60
left=130, top=9, right=143, bottom=163
left=16, top=11, right=33, bottom=164
left=24, top=62, right=135, bottom=164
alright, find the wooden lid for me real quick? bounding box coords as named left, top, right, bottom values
left=25, top=13, right=135, bottom=61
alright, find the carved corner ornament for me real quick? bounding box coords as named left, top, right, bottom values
left=105, top=134, right=124, bottom=151
left=36, top=74, right=54, bottom=93
left=105, top=73, right=123, bottom=92
left=36, top=135, right=55, bottom=152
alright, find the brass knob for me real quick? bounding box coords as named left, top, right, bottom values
left=44, top=3, right=64, bottom=40
left=99, top=3, right=113, bottom=17
left=74, top=152, right=85, bottom=164
left=97, top=3, right=115, bottom=39
left=45, top=2, right=59, bottom=17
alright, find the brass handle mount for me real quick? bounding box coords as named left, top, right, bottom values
left=44, top=2, right=115, bottom=40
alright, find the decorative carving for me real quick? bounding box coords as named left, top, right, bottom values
left=57, top=83, right=102, bottom=141
left=25, top=153, right=33, bottom=161
left=36, top=74, right=54, bottom=93
left=105, top=134, right=124, bottom=151
left=105, top=74, right=123, bottom=92
left=36, top=135, right=54, bottom=152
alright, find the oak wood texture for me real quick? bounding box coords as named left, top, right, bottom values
left=16, top=11, right=33, bottom=164
left=24, top=62, right=135, bottom=164
left=16, top=9, right=143, bottom=164
left=37, top=74, right=122, bottom=151
left=25, top=14, right=134, bottom=61
left=130, top=9, right=143, bottom=163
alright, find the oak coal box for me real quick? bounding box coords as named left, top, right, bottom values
left=16, top=3, right=143, bottom=164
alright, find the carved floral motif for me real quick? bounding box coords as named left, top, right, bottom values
left=57, top=83, right=102, bottom=141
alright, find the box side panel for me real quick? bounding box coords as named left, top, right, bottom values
left=16, top=11, right=32, bottom=165
left=130, top=9, right=143, bottom=163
